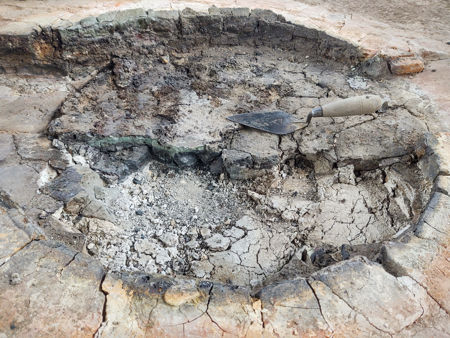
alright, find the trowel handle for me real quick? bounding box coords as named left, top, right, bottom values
left=321, top=95, right=386, bottom=117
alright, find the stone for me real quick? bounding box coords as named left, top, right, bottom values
left=268, top=195, right=289, bottom=211
left=2, top=204, right=45, bottom=239
left=292, top=24, right=319, bottom=40
left=132, top=176, right=143, bottom=185
left=297, top=119, right=337, bottom=164
left=389, top=56, right=424, bottom=75
left=185, top=239, right=199, bottom=249
left=250, top=9, right=284, bottom=22
left=150, top=9, right=179, bottom=20
left=97, top=273, right=261, bottom=337
left=347, top=76, right=368, bottom=90
left=208, top=6, right=232, bottom=16
left=78, top=217, right=119, bottom=237
left=281, top=209, right=297, bottom=221
left=64, top=191, right=89, bottom=214
left=180, top=8, right=222, bottom=37
left=231, top=8, right=250, bottom=17
left=262, top=250, right=316, bottom=285
left=90, top=146, right=150, bottom=180
left=52, top=139, right=65, bottom=150
left=222, top=9, right=257, bottom=36
left=46, top=167, right=83, bottom=202
left=313, top=156, right=334, bottom=174
left=95, top=273, right=157, bottom=337
left=173, top=152, right=198, bottom=167
left=361, top=55, right=390, bottom=78
left=98, top=273, right=203, bottom=336
left=395, top=276, right=450, bottom=338
left=257, top=21, right=294, bottom=45
left=190, top=259, right=214, bottom=278
left=155, top=249, right=171, bottom=265
left=78, top=165, right=105, bottom=191
left=199, top=227, right=211, bottom=238
left=417, top=145, right=440, bottom=182
left=205, top=233, right=230, bottom=251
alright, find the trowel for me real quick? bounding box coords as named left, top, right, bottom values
left=227, top=95, right=388, bottom=135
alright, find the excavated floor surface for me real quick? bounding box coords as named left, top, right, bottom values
left=0, top=5, right=449, bottom=337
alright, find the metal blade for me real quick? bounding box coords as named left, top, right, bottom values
left=227, top=111, right=305, bottom=135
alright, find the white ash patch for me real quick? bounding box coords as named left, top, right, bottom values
left=62, top=160, right=300, bottom=285
left=52, top=155, right=431, bottom=287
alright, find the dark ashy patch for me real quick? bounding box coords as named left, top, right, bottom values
left=46, top=167, right=83, bottom=202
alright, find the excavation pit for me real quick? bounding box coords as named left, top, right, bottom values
left=32, top=8, right=439, bottom=289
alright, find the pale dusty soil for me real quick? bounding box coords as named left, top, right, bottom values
left=297, top=0, right=450, bottom=43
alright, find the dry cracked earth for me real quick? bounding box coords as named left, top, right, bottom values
left=0, top=6, right=449, bottom=337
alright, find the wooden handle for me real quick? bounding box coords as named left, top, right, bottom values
left=321, top=95, right=384, bottom=117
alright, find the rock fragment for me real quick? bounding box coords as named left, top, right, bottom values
left=389, top=56, right=424, bottom=75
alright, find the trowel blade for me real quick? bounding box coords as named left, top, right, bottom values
left=227, top=111, right=306, bottom=135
